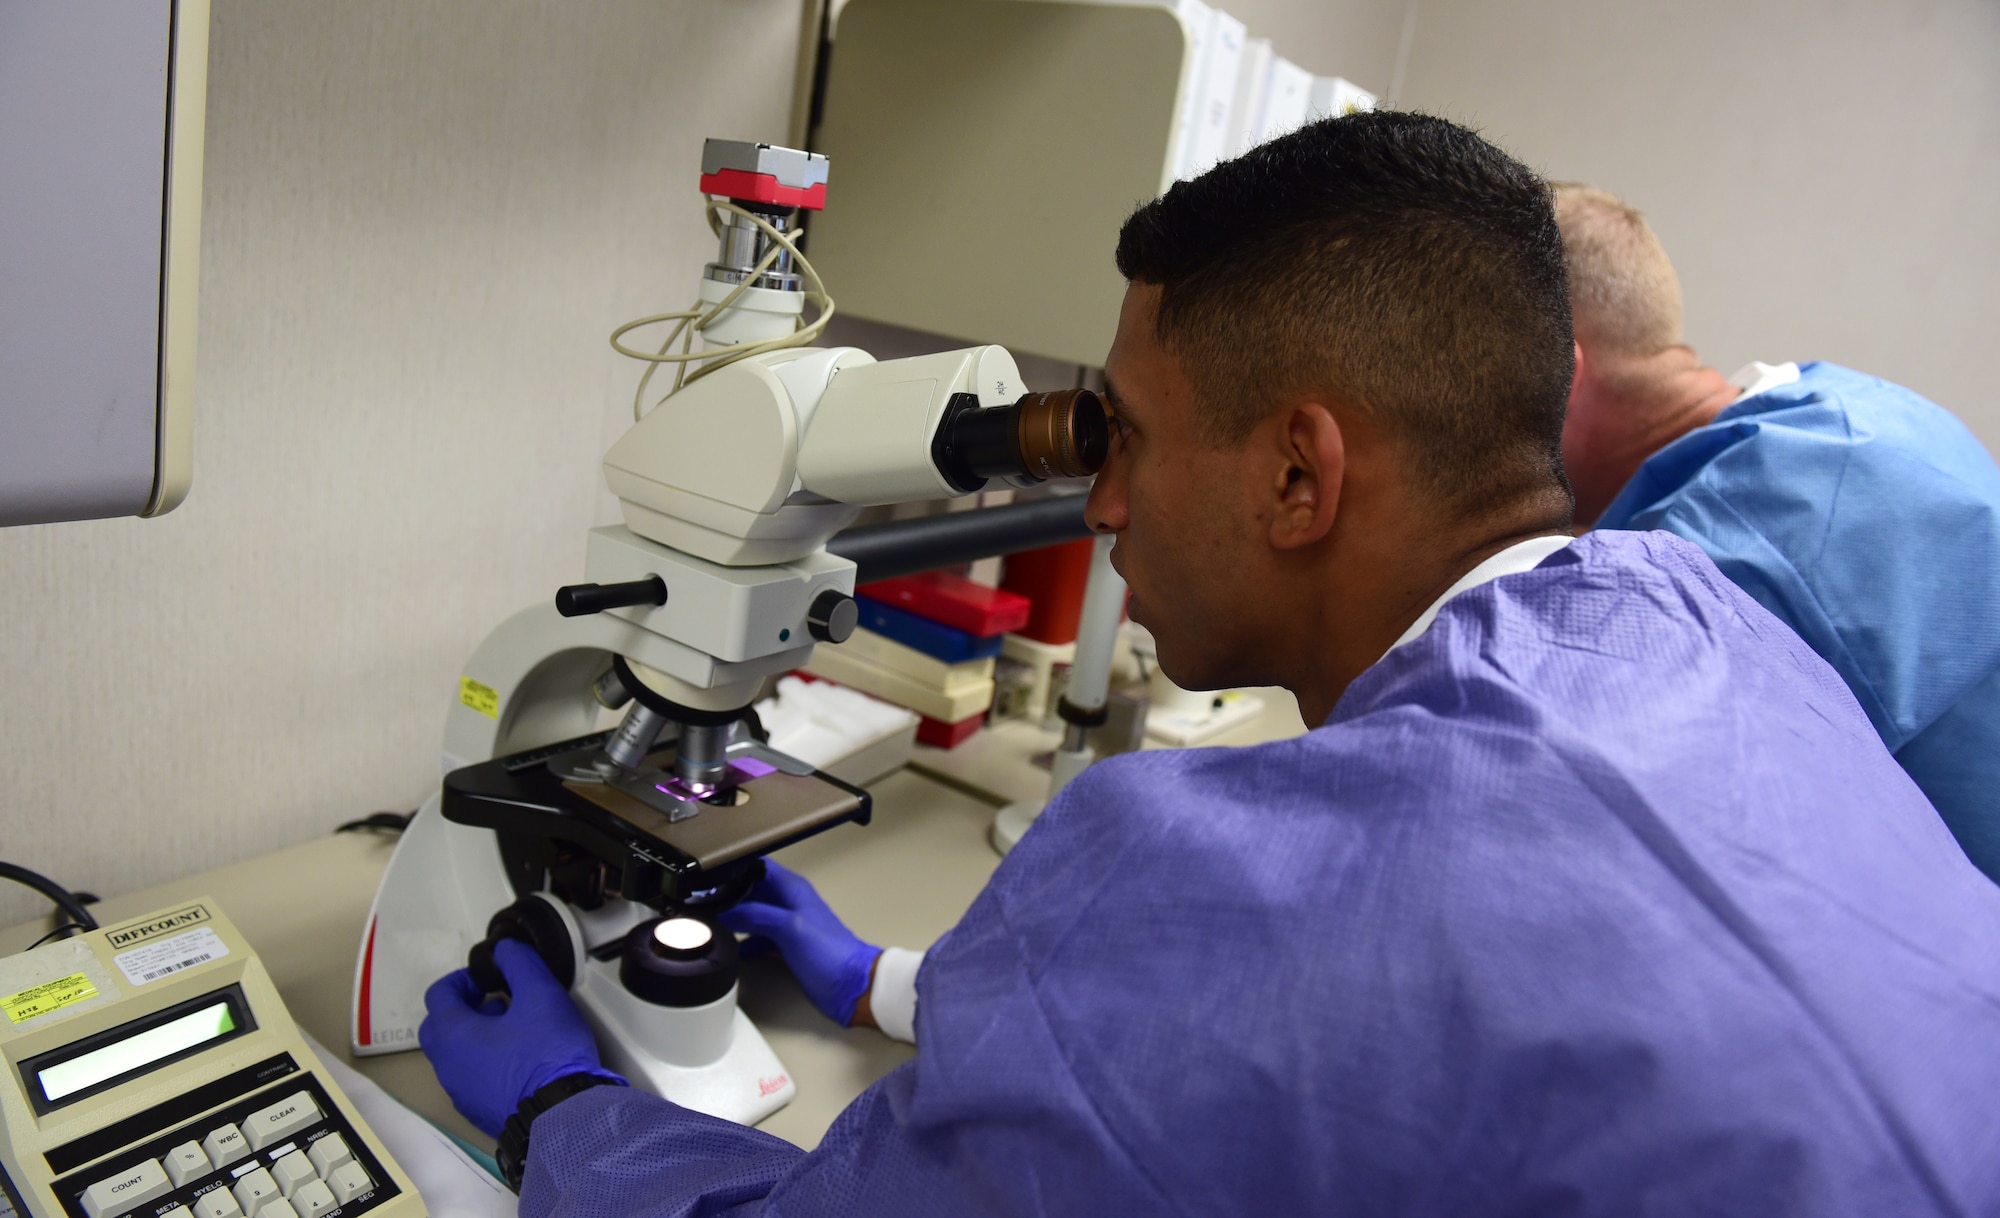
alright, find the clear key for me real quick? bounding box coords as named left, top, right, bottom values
left=166, top=1142, right=211, bottom=1188
left=84, top=1160, right=172, bottom=1218
left=244, top=1092, right=322, bottom=1152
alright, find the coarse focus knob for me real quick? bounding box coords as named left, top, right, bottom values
left=467, top=896, right=577, bottom=999
left=807, top=590, right=859, bottom=643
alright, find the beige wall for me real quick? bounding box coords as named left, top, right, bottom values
left=0, top=1, right=801, bottom=926
left=1398, top=0, right=2000, bottom=451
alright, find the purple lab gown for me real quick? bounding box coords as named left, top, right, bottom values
left=523, top=530, right=2000, bottom=1216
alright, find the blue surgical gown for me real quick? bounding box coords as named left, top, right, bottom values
left=523, top=531, right=2000, bottom=1217
left=1597, top=362, right=2000, bottom=880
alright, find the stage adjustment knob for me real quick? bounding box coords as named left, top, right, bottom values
left=807, top=590, right=858, bottom=643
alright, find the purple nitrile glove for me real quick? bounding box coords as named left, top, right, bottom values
left=419, top=938, right=625, bottom=1137
left=721, top=859, right=882, bottom=1026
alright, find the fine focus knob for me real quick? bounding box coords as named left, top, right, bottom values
left=807, top=590, right=858, bottom=643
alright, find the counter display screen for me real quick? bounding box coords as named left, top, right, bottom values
left=23, top=987, right=253, bottom=1112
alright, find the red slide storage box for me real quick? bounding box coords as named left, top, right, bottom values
left=857, top=571, right=1031, bottom=637
left=916, top=711, right=985, bottom=750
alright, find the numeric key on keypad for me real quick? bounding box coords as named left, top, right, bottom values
left=290, top=1182, right=336, bottom=1218
left=232, top=1168, right=281, bottom=1218
left=326, top=1163, right=372, bottom=1205
left=270, top=1152, right=316, bottom=1199
left=193, top=1187, right=242, bottom=1218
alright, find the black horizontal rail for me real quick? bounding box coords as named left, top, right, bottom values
left=827, top=495, right=1094, bottom=584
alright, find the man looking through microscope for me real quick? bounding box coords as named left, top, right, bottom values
left=421, top=114, right=2000, bottom=1214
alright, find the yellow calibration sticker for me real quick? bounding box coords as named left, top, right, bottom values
left=459, top=676, right=500, bottom=719
left=4, top=973, right=99, bottom=1024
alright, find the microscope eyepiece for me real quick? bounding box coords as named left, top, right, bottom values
left=933, top=388, right=1108, bottom=493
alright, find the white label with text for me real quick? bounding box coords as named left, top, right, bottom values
left=114, top=928, right=230, bottom=985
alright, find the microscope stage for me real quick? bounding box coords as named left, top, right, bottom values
left=440, top=732, right=871, bottom=903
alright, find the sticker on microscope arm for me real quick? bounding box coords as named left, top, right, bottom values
left=114, top=928, right=230, bottom=986
left=459, top=676, right=500, bottom=719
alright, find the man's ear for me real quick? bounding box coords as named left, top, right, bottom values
left=1268, top=402, right=1344, bottom=550
left=1568, top=339, right=1587, bottom=404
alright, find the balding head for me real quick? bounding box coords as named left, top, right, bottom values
left=1552, top=183, right=1741, bottom=527
left=1553, top=184, right=1684, bottom=359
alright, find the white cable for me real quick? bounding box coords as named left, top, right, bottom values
left=610, top=199, right=838, bottom=421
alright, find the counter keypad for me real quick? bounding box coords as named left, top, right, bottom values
left=55, top=1075, right=392, bottom=1218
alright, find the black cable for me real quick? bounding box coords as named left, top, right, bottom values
left=26, top=922, right=87, bottom=950
left=0, top=861, right=98, bottom=933
left=335, top=811, right=413, bottom=835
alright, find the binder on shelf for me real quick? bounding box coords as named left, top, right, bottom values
left=1227, top=36, right=1275, bottom=157
left=1307, top=76, right=1378, bottom=121
left=1178, top=6, right=1247, bottom=179
left=1260, top=56, right=1313, bottom=142
left=1167, top=0, right=1216, bottom=181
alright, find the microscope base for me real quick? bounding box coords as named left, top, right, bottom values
left=577, top=960, right=796, bottom=1125
left=989, top=798, right=1045, bottom=856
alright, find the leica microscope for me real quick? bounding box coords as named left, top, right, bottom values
left=348, top=140, right=1107, bottom=1126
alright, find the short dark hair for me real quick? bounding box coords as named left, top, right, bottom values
left=1115, top=111, right=1573, bottom=516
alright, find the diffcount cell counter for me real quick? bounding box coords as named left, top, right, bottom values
left=0, top=901, right=422, bottom=1218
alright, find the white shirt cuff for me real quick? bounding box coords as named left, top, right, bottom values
left=870, top=946, right=923, bottom=1044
